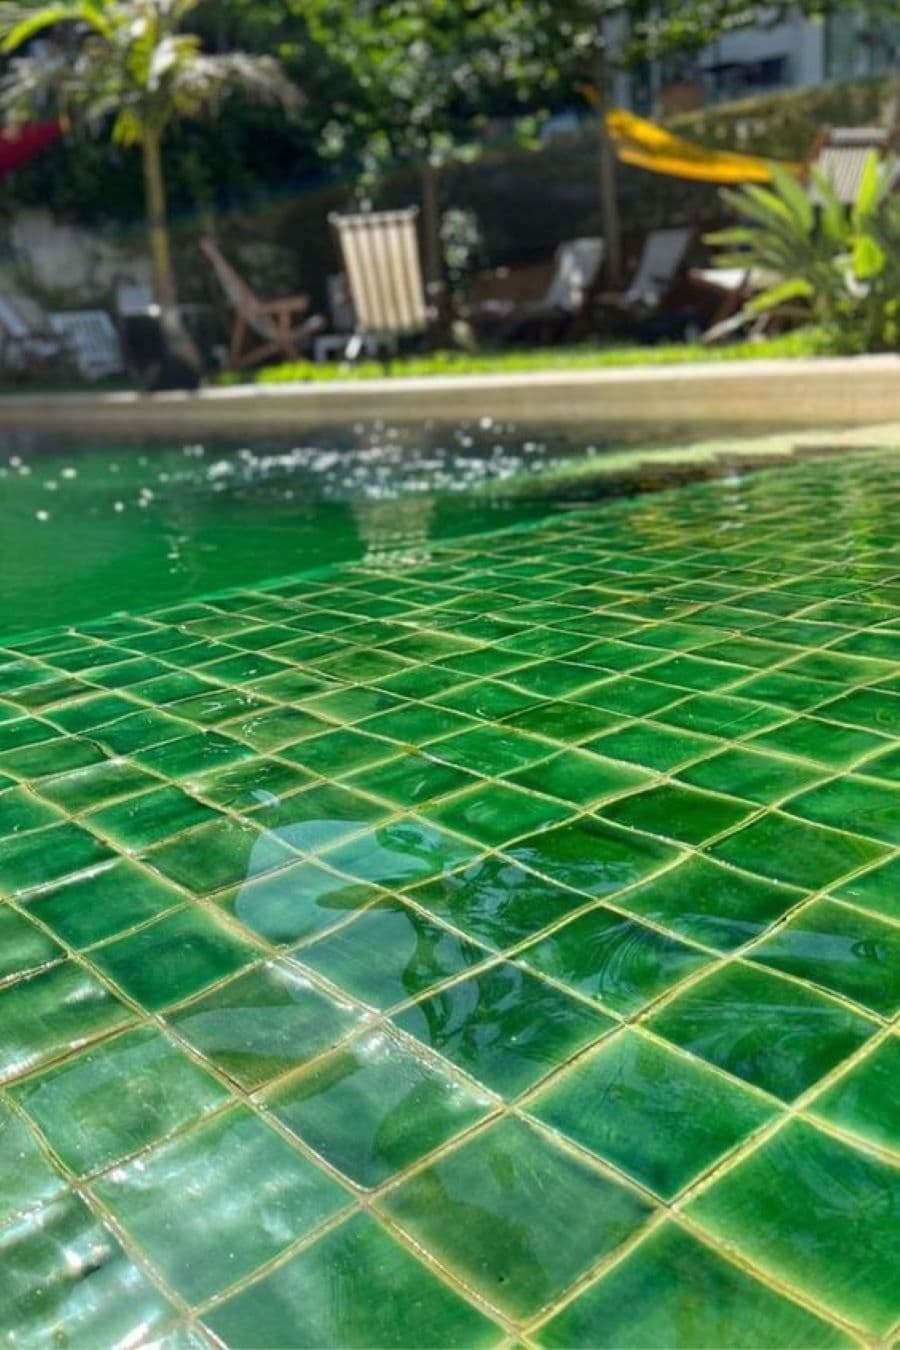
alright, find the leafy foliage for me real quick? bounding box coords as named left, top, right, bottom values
left=708, top=153, right=900, bottom=352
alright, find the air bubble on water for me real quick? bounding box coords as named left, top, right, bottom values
left=18, top=464, right=31, bottom=476
left=35, top=509, right=50, bottom=522
left=113, top=501, right=125, bottom=512
left=44, top=480, right=58, bottom=491
left=61, top=466, right=77, bottom=479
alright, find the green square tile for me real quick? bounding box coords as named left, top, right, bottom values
left=749, top=898, right=900, bottom=1017
left=198, top=652, right=291, bottom=684
left=46, top=692, right=137, bottom=733
left=574, top=638, right=657, bottom=673
left=785, top=775, right=900, bottom=845
left=600, top=783, right=752, bottom=846
left=707, top=812, right=888, bottom=891
left=128, top=671, right=220, bottom=705
left=322, top=818, right=477, bottom=890
left=679, top=746, right=826, bottom=806
left=506, top=817, right=680, bottom=901
left=205, top=1212, right=500, bottom=1349
left=36, top=758, right=159, bottom=813
left=86, top=786, right=219, bottom=851
left=303, top=683, right=406, bottom=723
left=532, top=1029, right=774, bottom=1198
left=0, top=735, right=106, bottom=780
left=586, top=723, right=716, bottom=773
left=230, top=705, right=329, bottom=750
left=394, top=961, right=612, bottom=1096
left=0, top=961, right=131, bottom=1084
left=581, top=676, right=681, bottom=718
left=648, top=962, right=875, bottom=1101
left=94, top=709, right=189, bottom=755
left=0, top=821, right=113, bottom=897
left=188, top=756, right=314, bottom=810
left=280, top=727, right=395, bottom=777
left=410, top=857, right=593, bottom=951
left=811, top=1035, right=900, bottom=1153
left=0, top=906, right=63, bottom=980
left=509, top=750, right=650, bottom=805
left=215, top=858, right=381, bottom=946
left=817, top=686, right=900, bottom=735
left=437, top=644, right=525, bottom=678
left=170, top=960, right=360, bottom=1088
left=164, top=686, right=270, bottom=726
left=94, top=1107, right=347, bottom=1305
left=641, top=654, right=744, bottom=693
left=0, top=785, right=62, bottom=837
left=12, top=1025, right=228, bottom=1174
left=135, top=730, right=255, bottom=778
left=0, top=1100, right=66, bottom=1224
left=251, top=780, right=389, bottom=855
left=614, top=854, right=802, bottom=951
left=89, top=656, right=173, bottom=689
left=748, top=715, right=887, bottom=768
left=268, top=1025, right=492, bottom=1187
left=91, top=908, right=258, bottom=1010
left=0, top=716, right=56, bottom=752
left=655, top=692, right=786, bottom=738
left=501, top=660, right=600, bottom=699
left=504, top=699, right=621, bottom=743
left=0, top=1194, right=175, bottom=1346
left=537, top=1222, right=853, bottom=1349
left=426, top=783, right=571, bottom=848
left=730, top=671, right=836, bottom=712
left=27, top=859, right=183, bottom=947
left=863, top=741, right=900, bottom=780
left=146, top=818, right=295, bottom=894
left=831, top=855, right=900, bottom=922
left=295, top=898, right=486, bottom=1009
left=687, top=1118, right=900, bottom=1336
left=431, top=679, right=539, bottom=721
left=430, top=724, right=553, bottom=775
left=520, top=905, right=710, bottom=1016
left=344, top=751, right=476, bottom=808
left=360, top=703, right=476, bottom=745
left=380, top=1117, right=652, bottom=1319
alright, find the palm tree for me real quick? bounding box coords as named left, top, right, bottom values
left=0, top=0, right=299, bottom=360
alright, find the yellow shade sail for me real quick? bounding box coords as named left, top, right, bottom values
left=600, top=106, right=803, bottom=185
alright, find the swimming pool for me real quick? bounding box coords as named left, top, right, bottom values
left=0, top=437, right=897, bottom=1346
left=0, top=421, right=616, bottom=638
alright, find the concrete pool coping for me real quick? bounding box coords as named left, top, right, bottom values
left=5, top=352, right=900, bottom=434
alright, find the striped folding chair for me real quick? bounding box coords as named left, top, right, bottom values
left=329, top=208, right=431, bottom=360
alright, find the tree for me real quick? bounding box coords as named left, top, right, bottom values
left=0, top=0, right=299, bottom=357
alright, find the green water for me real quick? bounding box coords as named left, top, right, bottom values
left=0, top=422, right=604, bottom=638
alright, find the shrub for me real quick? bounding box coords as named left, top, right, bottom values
left=708, top=153, right=900, bottom=354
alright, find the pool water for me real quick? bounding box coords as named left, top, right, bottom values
left=0, top=422, right=610, bottom=638
left=0, top=444, right=898, bottom=1346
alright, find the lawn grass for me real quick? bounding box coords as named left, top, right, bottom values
left=219, top=327, right=831, bottom=387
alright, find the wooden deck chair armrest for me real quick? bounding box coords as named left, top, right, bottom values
left=260, top=295, right=310, bottom=317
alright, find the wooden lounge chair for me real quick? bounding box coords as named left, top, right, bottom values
left=47, top=310, right=123, bottom=379
left=598, top=226, right=693, bottom=314
left=470, top=237, right=605, bottom=342
left=200, top=236, right=322, bottom=368
left=329, top=208, right=431, bottom=360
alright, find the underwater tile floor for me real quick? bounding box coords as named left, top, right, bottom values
left=0, top=448, right=899, bottom=1348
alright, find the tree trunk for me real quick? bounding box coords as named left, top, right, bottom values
left=594, top=39, right=623, bottom=288
left=141, top=131, right=201, bottom=371
left=419, top=158, right=450, bottom=342
left=420, top=159, right=443, bottom=288
left=142, top=130, right=177, bottom=308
